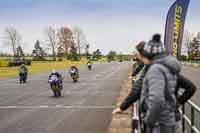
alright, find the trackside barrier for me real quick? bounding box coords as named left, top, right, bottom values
left=181, top=100, right=200, bottom=133
left=131, top=103, right=139, bottom=133
left=131, top=100, right=200, bottom=133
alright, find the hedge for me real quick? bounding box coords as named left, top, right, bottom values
left=8, top=60, right=31, bottom=67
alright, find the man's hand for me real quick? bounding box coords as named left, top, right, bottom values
left=128, top=75, right=136, bottom=80
left=112, top=108, right=123, bottom=114
left=128, top=76, right=133, bottom=80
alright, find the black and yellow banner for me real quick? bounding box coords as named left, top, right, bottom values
left=164, top=0, right=190, bottom=58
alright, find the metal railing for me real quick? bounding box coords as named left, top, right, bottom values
left=130, top=100, right=200, bottom=133
left=131, top=103, right=139, bottom=133
left=182, top=100, right=200, bottom=133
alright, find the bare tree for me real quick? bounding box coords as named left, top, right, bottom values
left=45, top=26, right=57, bottom=60
left=57, top=27, right=73, bottom=55
left=183, top=30, right=192, bottom=52
left=73, top=26, right=87, bottom=57
left=85, top=43, right=90, bottom=58
left=16, top=45, right=24, bottom=57
left=5, top=27, right=21, bottom=56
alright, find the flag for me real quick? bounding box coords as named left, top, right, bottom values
left=164, top=0, right=190, bottom=58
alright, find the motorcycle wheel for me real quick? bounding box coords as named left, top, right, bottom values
left=55, top=84, right=62, bottom=97
left=23, top=77, right=26, bottom=83
left=58, top=91, right=61, bottom=97
left=19, top=77, right=22, bottom=84
left=54, top=91, right=58, bottom=97
left=52, top=85, right=58, bottom=97
left=73, top=78, right=77, bottom=82
left=24, top=75, right=27, bottom=83
left=88, top=66, right=92, bottom=71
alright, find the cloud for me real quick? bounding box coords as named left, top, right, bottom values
left=0, top=0, right=199, bottom=54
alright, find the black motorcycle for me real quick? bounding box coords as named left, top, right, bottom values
left=70, top=69, right=79, bottom=82
left=19, top=72, right=27, bottom=84
left=87, top=63, right=92, bottom=71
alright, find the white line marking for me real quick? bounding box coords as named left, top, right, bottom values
left=6, top=106, right=17, bottom=108
left=0, top=105, right=115, bottom=109
left=55, top=105, right=62, bottom=107
left=39, top=105, right=49, bottom=108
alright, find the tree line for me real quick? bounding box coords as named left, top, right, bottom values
left=2, top=26, right=92, bottom=61
left=2, top=26, right=135, bottom=62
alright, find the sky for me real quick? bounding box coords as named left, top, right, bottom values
left=0, top=0, right=199, bottom=54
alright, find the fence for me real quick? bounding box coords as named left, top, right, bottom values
left=130, top=100, right=200, bottom=133
left=181, top=100, right=200, bottom=133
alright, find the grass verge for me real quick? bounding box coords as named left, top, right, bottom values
left=0, top=59, right=87, bottom=78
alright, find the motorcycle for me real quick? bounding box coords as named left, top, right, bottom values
left=87, top=63, right=92, bottom=71
left=48, top=75, right=62, bottom=97
left=19, top=72, right=27, bottom=84
left=70, top=69, right=79, bottom=82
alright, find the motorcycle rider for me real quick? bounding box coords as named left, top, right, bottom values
left=19, top=63, right=28, bottom=83
left=87, top=61, right=92, bottom=70
left=70, top=64, right=79, bottom=76
left=48, top=69, right=63, bottom=89
left=69, top=64, right=79, bottom=82
left=70, top=64, right=78, bottom=72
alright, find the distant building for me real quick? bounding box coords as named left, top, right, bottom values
left=192, top=32, right=200, bottom=40
left=197, top=32, right=200, bottom=40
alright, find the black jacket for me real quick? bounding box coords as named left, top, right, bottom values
left=132, top=61, right=144, bottom=77
left=176, top=74, right=196, bottom=104
left=120, top=65, right=148, bottom=111
left=70, top=66, right=79, bottom=72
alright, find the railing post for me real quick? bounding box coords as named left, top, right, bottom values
left=191, top=106, right=195, bottom=133
left=131, top=103, right=139, bottom=133
left=182, top=104, right=185, bottom=133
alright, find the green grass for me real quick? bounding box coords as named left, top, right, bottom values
left=0, top=56, right=108, bottom=78
left=0, top=59, right=87, bottom=78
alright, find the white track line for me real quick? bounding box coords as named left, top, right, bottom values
left=0, top=105, right=115, bottom=109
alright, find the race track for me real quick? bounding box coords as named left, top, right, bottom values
left=0, top=62, right=131, bottom=133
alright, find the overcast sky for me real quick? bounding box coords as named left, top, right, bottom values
left=0, top=0, right=199, bottom=54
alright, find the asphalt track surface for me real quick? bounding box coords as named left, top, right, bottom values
left=182, top=66, right=200, bottom=106
left=0, top=62, right=131, bottom=133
